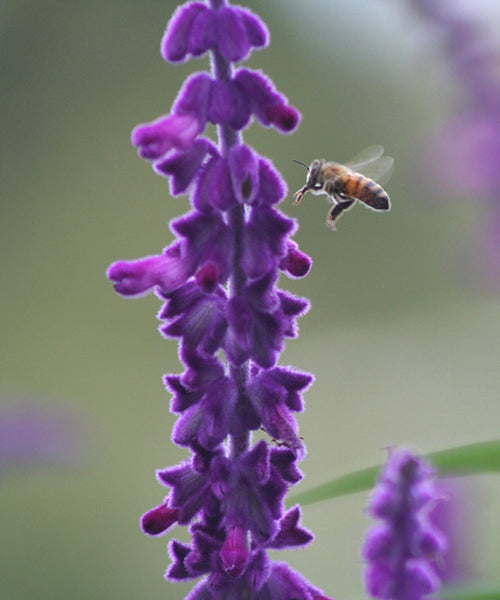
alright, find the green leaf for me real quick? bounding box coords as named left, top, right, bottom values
left=291, top=439, right=500, bottom=506
left=441, top=588, right=500, bottom=600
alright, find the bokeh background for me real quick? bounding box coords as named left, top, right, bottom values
left=2, top=1, right=500, bottom=598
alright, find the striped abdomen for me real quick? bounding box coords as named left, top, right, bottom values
left=340, top=172, right=390, bottom=211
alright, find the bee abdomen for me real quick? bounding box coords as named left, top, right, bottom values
left=343, top=174, right=390, bottom=211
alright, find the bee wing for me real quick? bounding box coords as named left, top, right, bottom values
left=345, top=145, right=384, bottom=170
left=346, top=145, right=394, bottom=187
left=358, top=155, right=394, bottom=186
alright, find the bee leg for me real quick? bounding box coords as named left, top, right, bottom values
left=293, top=185, right=309, bottom=206
left=326, top=198, right=355, bottom=230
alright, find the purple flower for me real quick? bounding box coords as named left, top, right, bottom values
left=220, top=525, right=249, bottom=577
left=408, top=0, right=500, bottom=281
left=107, top=2, right=330, bottom=599
left=107, top=243, right=190, bottom=298
left=161, top=3, right=268, bottom=64
left=0, top=402, right=83, bottom=474
left=141, top=501, right=180, bottom=536
left=429, top=109, right=500, bottom=198
left=363, top=448, right=447, bottom=600
left=429, top=478, right=477, bottom=585
left=132, top=113, right=202, bottom=161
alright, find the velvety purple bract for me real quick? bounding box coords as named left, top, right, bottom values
left=162, top=3, right=268, bottom=64
left=234, top=69, right=300, bottom=132
left=107, top=1, right=327, bottom=599
left=268, top=506, right=314, bottom=549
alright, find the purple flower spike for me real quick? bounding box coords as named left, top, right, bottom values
left=407, top=0, right=500, bottom=282
left=363, top=448, right=447, bottom=600
left=107, top=2, right=328, bottom=599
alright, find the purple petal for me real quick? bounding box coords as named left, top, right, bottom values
left=220, top=526, right=249, bottom=577
left=266, top=104, right=301, bottom=133
left=141, top=501, right=179, bottom=536
left=280, top=241, right=312, bottom=278
left=107, top=248, right=190, bottom=298
left=262, top=404, right=305, bottom=461
left=363, top=524, right=393, bottom=561
left=403, top=560, right=440, bottom=600
left=365, top=562, right=395, bottom=600
left=131, top=113, right=201, bottom=161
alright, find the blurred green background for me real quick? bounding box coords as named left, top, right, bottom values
left=2, top=1, right=500, bottom=598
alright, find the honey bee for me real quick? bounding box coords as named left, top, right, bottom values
left=293, top=145, right=393, bottom=230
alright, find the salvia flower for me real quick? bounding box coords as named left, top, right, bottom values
left=410, top=0, right=500, bottom=196
left=107, top=2, right=334, bottom=599
left=429, top=478, right=474, bottom=585
left=409, top=0, right=500, bottom=281
left=0, top=402, right=83, bottom=475
left=363, top=448, right=447, bottom=600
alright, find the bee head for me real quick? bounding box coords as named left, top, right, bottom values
left=307, top=159, right=325, bottom=191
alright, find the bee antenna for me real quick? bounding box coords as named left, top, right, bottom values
left=292, top=159, right=309, bottom=171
